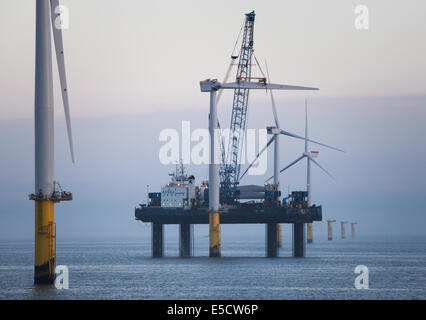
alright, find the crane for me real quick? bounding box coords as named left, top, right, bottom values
left=219, top=11, right=256, bottom=204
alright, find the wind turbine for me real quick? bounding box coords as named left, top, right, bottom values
left=239, top=96, right=343, bottom=183
left=200, top=78, right=319, bottom=257
left=29, top=0, right=74, bottom=284
left=264, top=99, right=345, bottom=243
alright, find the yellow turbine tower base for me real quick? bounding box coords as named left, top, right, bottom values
left=34, top=200, right=56, bottom=284
left=209, top=212, right=221, bottom=257
left=307, top=223, right=313, bottom=243
left=327, top=220, right=335, bottom=240
left=341, top=221, right=348, bottom=239
left=277, top=223, right=282, bottom=248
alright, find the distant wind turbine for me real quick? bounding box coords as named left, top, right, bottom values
left=264, top=99, right=344, bottom=191
left=264, top=99, right=345, bottom=243
left=239, top=94, right=343, bottom=183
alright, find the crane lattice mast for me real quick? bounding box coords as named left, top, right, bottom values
left=220, top=11, right=255, bottom=203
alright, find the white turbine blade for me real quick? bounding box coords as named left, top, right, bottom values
left=217, top=118, right=226, bottom=164
left=309, top=156, right=336, bottom=180
left=215, top=58, right=234, bottom=157
left=239, top=136, right=275, bottom=181
left=220, top=82, right=319, bottom=91
left=280, top=129, right=345, bottom=153
left=265, top=155, right=305, bottom=183
left=215, top=58, right=234, bottom=108
left=50, top=0, right=75, bottom=163
left=305, top=98, right=308, bottom=153
left=265, top=61, right=280, bottom=128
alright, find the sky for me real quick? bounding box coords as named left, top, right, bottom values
left=0, top=0, right=425, bottom=240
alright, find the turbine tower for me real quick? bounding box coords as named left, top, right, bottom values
left=341, top=221, right=348, bottom=239
left=351, top=222, right=357, bottom=237
left=327, top=219, right=336, bottom=240
left=29, top=0, right=74, bottom=284
left=265, top=61, right=282, bottom=204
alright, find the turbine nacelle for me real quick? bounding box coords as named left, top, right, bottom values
left=267, top=127, right=280, bottom=135
left=200, top=79, right=220, bottom=92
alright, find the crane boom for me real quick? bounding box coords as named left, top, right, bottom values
left=220, top=11, right=255, bottom=204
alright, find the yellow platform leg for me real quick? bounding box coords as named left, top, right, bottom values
left=277, top=223, right=282, bottom=248
left=34, top=200, right=56, bottom=284
left=307, top=223, right=313, bottom=243
left=209, top=212, right=221, bottom=257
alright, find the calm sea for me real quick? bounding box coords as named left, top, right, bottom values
left=0, top=233, right=425, bottom=300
